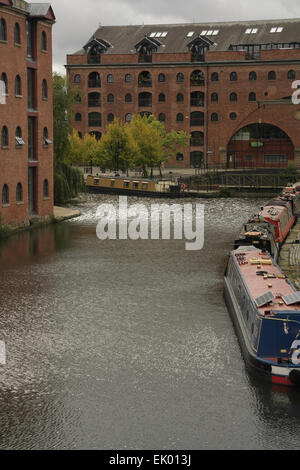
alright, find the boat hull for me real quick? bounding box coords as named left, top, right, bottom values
left=224, top=276, right=300, bottom=387
left=86, top=185, right=195, bottom=198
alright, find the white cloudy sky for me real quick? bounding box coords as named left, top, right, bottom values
left=50, top=0, right=300, bottom=74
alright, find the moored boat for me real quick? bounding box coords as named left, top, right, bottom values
left=85, top=175, right=184, bottom=198
left=224, top=246, right=300, bottom=387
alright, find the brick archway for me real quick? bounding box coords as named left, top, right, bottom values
left=227, top=123, right=295, bottom=169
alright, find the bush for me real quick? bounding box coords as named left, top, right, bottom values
left=54, top=163, right=85, bottom=205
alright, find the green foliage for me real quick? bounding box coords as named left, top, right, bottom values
left=280, top=163, right=299, bottom=181
left=54, top=163, right=84, bottom=205
left=53, top=73, right=84, bottom=204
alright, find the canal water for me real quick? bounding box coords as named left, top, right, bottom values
left=0, top=194, right=300, bottom=450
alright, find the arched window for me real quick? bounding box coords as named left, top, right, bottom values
left=158, top=113, right=166, bottom=122
left=176, top=73, right=184, bottom=83
left=42, top=79, right=48, bottom=99
left=88, top=92, right=101, bottom=107
left=125, top=93, right=132, bottom=103
left=14, top=23, right=21, bottom=45
left=107, top=93, right=114, bottom=103
left=138, top=71, right=152, bottom=87
left=230, top=72, right=237, bottom=81
left=190, top=151, right=204, bottom=168
left=158, top=93, right=165, bottom=102
left=249, top=71, right=257, bottom=81
left=75, top=113, right=82, bottom=122
left=248, top=92, right=256, bottom=102
left=1, top=73, right=7, bottom=94
left=43, top=179, right=49, bottom=198
left=211, top=92, right=218, bottom=103
left=176, top=93, right=184, bottom=103
left=2, top=184, right=9, bottom=205
left=15, top=75, right=22, bottom=96
left=268, top=70, right=276, bottom=81
left=211, top=113, right=218, bottom=122
left=2, top=126, right=8, bottom=147
left=125, top=113, right=132, bottom=123
left=229, top=112, right=237, bottom=120
left=230, top=92, right=237, bottom=102
left=288, top=70, right=295, bottom=80
left=176, top=113, right=184, bottom=122
left=88, top=112, right=101, bottom=127
left=107, top=74, right=114, bottom=83
left=125, top=74, right=132, bottom=83
left=0, top=19, right=7, bottom=41
left=176, top=153, right=184, bottom=162
left=191, top=91, right=204, bottom=106
left=88, top=72, right=101, bottom=88
left=158, top=73, right=166, bottom=83
left=41, top=31, right=47, bottom=51
left=190, top=70, right=205, bottom=86
left=16, top=183, right=23, bottom=203
left=89, top=131, right=102, bottom=141
left=138, top=91, right=152, bottom=107
left=211, top=72, right=219, bottom=82
left=43, top=127, right=51, bottom=146
left=190, top=111, right=204, bottom=126
left=15, top=126, right=24, bottom=147
left=107, top=113, right=114, bottom=122
left=74, top=74, right=81, bottom=84
left=190, top=131, right=204, bottom=146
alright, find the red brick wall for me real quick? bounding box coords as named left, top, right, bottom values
left=0, top=5, right=54, bottom=226
left=67, top=46, right=300, bottom=169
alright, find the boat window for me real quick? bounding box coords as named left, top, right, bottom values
left=94, top=179, right=100, bottom=185
left=110, top=180, right=115, bottom=186
left=124, top=181, right=130, bottom=188
left=133, top=182, right=139, bottom=188
left=142, top=182, right=148, bottom=189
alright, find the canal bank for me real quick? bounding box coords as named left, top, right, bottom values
left=279, top=218, right=300, bottom=289
left=0, top=206, right=81, bottom=240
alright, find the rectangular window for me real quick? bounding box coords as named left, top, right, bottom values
left=27, top=68, right=36, bottom=110
left=187, top=31, right=194, bottom=37
left=264, top=155, right=286, bottom=163
left=28, top=117, right=37, bottom=161
left=26, top=21, right=34, bottom=58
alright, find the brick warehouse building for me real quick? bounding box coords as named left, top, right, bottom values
left=0, top=0, right=55, bottom=228
left=66, top=19, right=300, bottom=170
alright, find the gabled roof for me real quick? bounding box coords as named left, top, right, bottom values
left=135, top=36, right=162, bottom=51
left=71, top=19, right=300, bottom=56
left=83, top=37, right=112, bottom=52
left=28, top=3, right=55, bottom=21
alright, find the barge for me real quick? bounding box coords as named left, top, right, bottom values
left=224, top=246, right=300, bottom=387
left=86, top=175, right=184, bottom=198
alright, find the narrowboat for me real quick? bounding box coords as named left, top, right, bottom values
left=85, top=175, right=183, bottom=198
left=246, top=196, right=295, bottom=245
left=282, top=182, right=300, bottom=217
left=234, top=222, right=279, bottom=262
left=224, top=246, right=300, bottom=386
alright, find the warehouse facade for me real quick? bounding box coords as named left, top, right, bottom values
left=0, top=0, right=55, bottom=228
left=66, top=19, right=300, bottom=169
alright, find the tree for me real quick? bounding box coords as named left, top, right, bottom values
left=68, top=130, right=103, bottom=167
left=95, top=119, right=138, bottom=173
left=128, top=114, right=188, bottom=177
left=52, top=73, right=84, bottom=204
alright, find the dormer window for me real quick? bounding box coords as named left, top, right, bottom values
left=188, top=36, right=213, bottom=62
left=135, top=36, right=162, bottom=63
left=83, top=37, right=112, bottom=64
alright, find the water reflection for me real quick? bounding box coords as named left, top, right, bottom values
left=0, top=195, right=299, bottom=450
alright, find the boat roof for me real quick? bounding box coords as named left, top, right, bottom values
left=259, top=200, right=290, bottom=221
left=231, top=247, right=300, bottom=316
